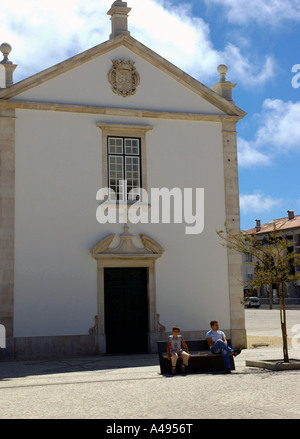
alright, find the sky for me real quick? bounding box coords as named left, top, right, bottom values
left=1, top=0, right=300, bottom=230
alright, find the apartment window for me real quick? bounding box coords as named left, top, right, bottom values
left=108, top=136, right=141, bottom=201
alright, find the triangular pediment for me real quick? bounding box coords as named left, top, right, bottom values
left=0, top=34, right=246, bottom=118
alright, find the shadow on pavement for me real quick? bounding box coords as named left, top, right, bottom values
left=0, top=353, right=160, bottom=381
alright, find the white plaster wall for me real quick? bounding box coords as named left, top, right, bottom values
left=15, top=46, right=224, bottom=115
left=14, top=108, right=230, bottom=337
left=133, top=119, right=230, bottom=333
left=14, top=110, right=100, bottom=336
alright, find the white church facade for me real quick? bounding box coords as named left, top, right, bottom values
left=0, top=1, right=247, bottom=358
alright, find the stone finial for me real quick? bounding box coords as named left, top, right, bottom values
left=217, top=64, right=228, bottom=82
left=0, top=42, right=12, bottom=62
left=211, top=64, right=236, bottom=102
left=107, top=1, right=131, bottom=40
left=0, top=42, right=17, bottom=88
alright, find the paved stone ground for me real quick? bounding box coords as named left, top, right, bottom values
left=245, top=308, right=300, bottom=337
left=0, top=310, right=299, bottom=420
left=246, top=308, right=300, bottom=348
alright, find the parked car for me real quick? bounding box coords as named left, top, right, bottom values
left=244, top=297, right=260, bottom=308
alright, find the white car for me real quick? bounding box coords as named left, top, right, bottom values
left=244, top=297, right=260, bottom=308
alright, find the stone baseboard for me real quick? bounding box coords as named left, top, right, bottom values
left=12, top=335, right=97, bottom=360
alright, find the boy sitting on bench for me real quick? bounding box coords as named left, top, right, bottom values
left=167, top=326, right=191, bottom=374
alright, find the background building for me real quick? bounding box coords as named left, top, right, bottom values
left=243, top=210, right=300, bottom=304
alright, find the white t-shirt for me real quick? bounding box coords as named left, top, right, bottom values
left=206, top=329, right=226, bottom=344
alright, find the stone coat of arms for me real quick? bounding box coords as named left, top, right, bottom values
left=108, top=59, right=140, bottom=97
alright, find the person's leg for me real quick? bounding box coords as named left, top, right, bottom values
left=171, top=352, right=178, bottom=366
left=171, top=352, right=178, bottom=373
left=211, top=340, right=233, bottom=370
left=181, top=351, right=190, bottom=366
left=179, top=351, right=190, bottom=372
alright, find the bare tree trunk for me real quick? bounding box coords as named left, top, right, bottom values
left=279, top=282, right=289, bottom=363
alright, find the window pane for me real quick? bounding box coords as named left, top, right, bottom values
left=125, top=138, right=140, bottom=155
left=125, top=156, right=140, bottom=200
left=108, top=137, right=123, bottom=154
left=109, top=156, right=124, bottom=199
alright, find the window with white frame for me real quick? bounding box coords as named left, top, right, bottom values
left=97, top=122, right=153, bottom=203
left=108, top=136, right=142, bottom=201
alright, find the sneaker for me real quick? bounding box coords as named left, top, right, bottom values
left=172, top=367, right=176, bottom=375
left=181, top=365, right=186, bottom=373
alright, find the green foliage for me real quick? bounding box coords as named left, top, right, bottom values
left=217, top=223, right=300, bottom=292
left=217, top=222, right=300, bottom=362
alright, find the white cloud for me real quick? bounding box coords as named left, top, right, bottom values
left=129, top=0, right=219, bottom=83
left=221, top=44, right=275, bottom=86
left=237, top=138, right=271, bottom=168
left=238, top=98, right=300, bottom=167
left=0, top=0, right=274, bottom=87
left=240, top=193, right=281, bottom=214
left=255, top=99, right=300, bottom=151
left=207, top=0, right=300, bottom=25
left=1, top=0, right=112, bottom=81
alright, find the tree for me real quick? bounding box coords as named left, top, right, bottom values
left=217, top=223, right=300, bottom=363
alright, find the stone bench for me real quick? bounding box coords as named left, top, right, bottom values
left=157, top=339, right=235, bottom=374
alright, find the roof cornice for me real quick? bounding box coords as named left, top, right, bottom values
left=0, top=98, right=244, bottom=121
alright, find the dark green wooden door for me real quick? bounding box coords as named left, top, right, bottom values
left=104, top=267, right=148, bottom=354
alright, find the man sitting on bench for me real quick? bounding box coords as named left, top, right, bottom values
left=206, top=320, right=241, bottom=373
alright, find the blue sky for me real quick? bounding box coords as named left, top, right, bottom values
left=1, top=0, right=300, bottom=230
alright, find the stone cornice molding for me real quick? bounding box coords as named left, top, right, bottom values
left=0, top=99, right=244, bottom=122
left=97, top=122, right=153, bottom=133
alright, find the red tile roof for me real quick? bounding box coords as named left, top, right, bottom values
left=246, top=214, right=300, bottom=235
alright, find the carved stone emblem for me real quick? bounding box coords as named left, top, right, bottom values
left=108, top=59, right=140, bottom=97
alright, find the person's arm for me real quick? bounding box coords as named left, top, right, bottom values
left=167, top=337, right=171, bottom=360
left=206, top=337, right=214, bottom=348
left=181, top=336, right=190, bottom=355
left=222, top=332, right=228, bottom=344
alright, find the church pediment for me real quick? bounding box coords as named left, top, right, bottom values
left=0, top=33, right=245, bottom=119
left=91, top=225, right=164, bottom=259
